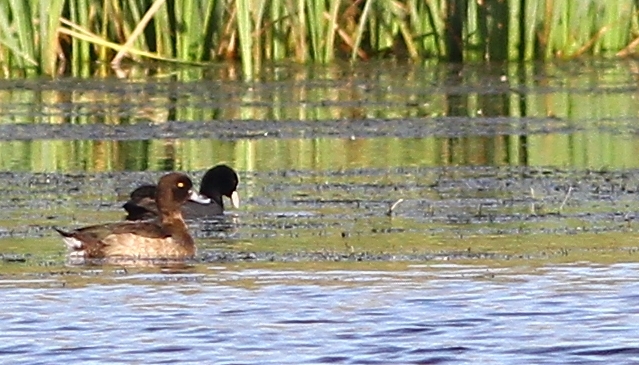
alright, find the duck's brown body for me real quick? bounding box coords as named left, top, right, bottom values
left=55, top=173, right=208, bottom=262
left=55, top=221, right=195, bottom=259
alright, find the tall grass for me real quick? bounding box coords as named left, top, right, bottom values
left=0, top=0, right=638, bottom=78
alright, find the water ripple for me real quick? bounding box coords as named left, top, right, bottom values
left=2, top=264, right=639, bottom=364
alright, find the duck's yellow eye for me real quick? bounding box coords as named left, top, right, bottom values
left=177, top=182, right=185, bottom=188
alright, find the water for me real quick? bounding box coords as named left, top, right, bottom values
left=1, top=60, right=639, bottom=172
left=2, top=263, right=639, bottom=364
left=2, top=59, right=639, bottom=363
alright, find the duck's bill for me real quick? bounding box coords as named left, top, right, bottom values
left=229, top=191, right=240, bottom=209
left=188, top=190, right=211, bottom=204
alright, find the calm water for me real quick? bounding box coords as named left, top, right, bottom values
left=1, top=59, right=639, bottom=172
left=2, top=60, right=639, bottom=364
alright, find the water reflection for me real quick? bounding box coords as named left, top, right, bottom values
left=1, top=60, right=639, bottom=172
left=3, top=62, right=639, bottom=364
left=2, top=131, right=639, bottom=172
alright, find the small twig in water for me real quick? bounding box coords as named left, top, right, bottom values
left=387, top=198, right=405, bottom=216
left=558, top=186, right=573, bottom=213
left=529, top=187, right=537, bottom=215
left=344, top=242, right=354, bottom=253
left=624, top=213, right=633, bottom=230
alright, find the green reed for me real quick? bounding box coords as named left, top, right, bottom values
left=0, top=0, right=65, bottom=75
left=0, top=0, right=638, bottom=78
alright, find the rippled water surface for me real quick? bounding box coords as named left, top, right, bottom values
left=3, top=60, right=639, bottom=364
left=3, top=263, right=639, bottom=364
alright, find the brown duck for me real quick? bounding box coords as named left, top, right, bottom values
left=55, top=172, right=210, bottom=261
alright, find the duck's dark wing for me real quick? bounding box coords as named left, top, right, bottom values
left=129, top=184, right=157, bottom=202
left=122, top=184, right=159, bottom=220
left=125, top=198, right=223, bottom=220
left=181, top=200, right=224, bottom=219
left=67, top=221, right=168, bottom=238
left=123, top=197, right=159, bottom=221
left=102, top=221, right=169, bottom=237
left=56, top=221, right=170, bottom=244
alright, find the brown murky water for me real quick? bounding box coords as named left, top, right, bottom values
left=2, top=60, right=639, bottom=363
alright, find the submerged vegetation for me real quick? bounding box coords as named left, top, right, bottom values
left=1, top=0, right=639, bottom=78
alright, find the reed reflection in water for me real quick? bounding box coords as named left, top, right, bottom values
left=1, top=60, right=639, bottom=172
left=1, top=131, right=638, bottom=172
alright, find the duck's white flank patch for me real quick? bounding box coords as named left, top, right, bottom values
left=61, top=236, right=84, bottom=250
left=68, top=250, right=86, bottom=258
